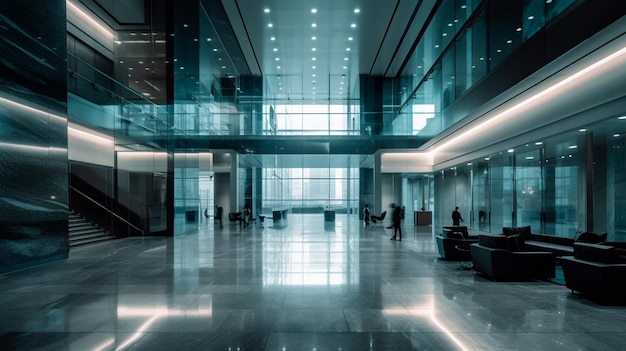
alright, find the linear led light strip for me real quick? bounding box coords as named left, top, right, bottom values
left=66, top=0, right=115, bottom=41
left=432, top=45, right=626, bottom=155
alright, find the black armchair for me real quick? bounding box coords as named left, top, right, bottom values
left=470, top=234, right=556, bottom=281
left=560, top=242, right=626, bottom=304
left=436, top=228, right=478, bottom=261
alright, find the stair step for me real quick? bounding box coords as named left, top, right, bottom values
left=69, top=211, right=115, bottom=248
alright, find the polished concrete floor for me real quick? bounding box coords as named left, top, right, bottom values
left=1, top=214, right=626, bottom=350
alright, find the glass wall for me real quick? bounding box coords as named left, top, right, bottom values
left=398, top=0, right=576, bottom=137
left=434, top=114, right=626, bottom=241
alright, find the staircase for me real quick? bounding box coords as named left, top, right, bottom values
left=69, top=212, right=113, bottom=247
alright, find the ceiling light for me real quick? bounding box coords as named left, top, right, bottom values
left=312, top=74, right=316, bottom=77
left=343, top=66, right=347, bottom=69
left=275, top=57, right=280, bottom=61
left=346, top=48, right=351, bottom=51
left=268, top=23, right=273, bottom=28
left=528, top=15, right=535, bottom=20
left=270, top=36, right=276, bottom=41
left=273, top=48, right=278, bottom=51
left=312, top=47, right=316, bottom=51
left=312, top=66, right=316, bottom=69
left=264, top=8, right=270, bottom=13
left=351, top=23, right=356, bottom=28
left=618, top=116, right=626, bottom=120
left=312, top=23, right=317, bottom=28
left=344, top=57, right=349, bottom=61
left=507, top=149, right=514, bottom=153
left=579, top=128, right=587, bottom=132
left=354, top=8, right=360, bottom=13
left=311, top=36, right=317, bottom=40
left=516, top=27, right=522, bottom=32
left=312, top=57, right=316, bottom=61
left=311, top=8, right=317, bottom=14
left=535, top=141, right=543, bottom=145
left=614, top=133, right=621, bottom=137
left=348, top=37, right=353, bottom=41
left=276, top=66, right=281, bottom=69
left=568, top=145, right=577, bottom=149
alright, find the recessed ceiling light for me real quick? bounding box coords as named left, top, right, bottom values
left=535, top=141, right=543, bottom=145
left=311, top=8, right=317, bottom=14
left=507, top=149, right=514, bottom=153
left=312, top=23, right=317, bottom=28
left=350, top=23, right=356, bottom=28
left=346, top=48, right=351, bottom=51
left=614, top=133, right=621, bottom=137
left=354, top=8, right=360, bottom=13
left=342, top=66, right=347, bottom=69
left=312, top=66, right=316, bottom=69
left=273, top=48, right=278, bottom=51
left=312, top=74, right=316, bottom=77
left=344, top=57, right=349, bottom=61
left=528, top=15, right=535, bottom=20
left=270, top=36, right=276, bottom=41
left=268, top=23, right=273, bottom=28
left=311, top=36, right=317, bottom=40
left=348, top=37, right=353, bottom=41
left=276, top=66, right=281, bottom=69
left=213, top=48, right=217, bottom=51
left=618, top=116, right=626, bottom=119
left=579, top=128, right=587, bottom=132
left=312, top=80, right=316, bottom=84
left=312, top=57, right=316, bottom=61
left=275, top=57, right=280, bottom=61
left=568, top=145, right=578, bottom=149
left=312, top=48, right=316, bottom=51
left=264, top=8, right=270, bottom=13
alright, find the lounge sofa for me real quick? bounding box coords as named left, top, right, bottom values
left=436, top=226, right=478, bottom=261
left=470, top=234, right=556, bottom=281
left=502, top=226, right=607, bottom=257
left=560, top=242, right=626, bottom=304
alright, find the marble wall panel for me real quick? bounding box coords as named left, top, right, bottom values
left=0, top=0, right=68, bottom=273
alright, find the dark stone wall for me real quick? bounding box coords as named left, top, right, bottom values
left=0, top=0, right=69, bottom=273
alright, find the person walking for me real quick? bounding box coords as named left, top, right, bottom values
left=390, top=203, right=402, bottom=241
left=363, top=204, right=370, bottom=226
left=452, top=206, right=464, bottom=226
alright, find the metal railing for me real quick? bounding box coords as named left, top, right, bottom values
left=69, top=185, right=144, bottom=238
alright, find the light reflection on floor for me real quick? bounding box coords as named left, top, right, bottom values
left=2, top=214, right=626, bottom=350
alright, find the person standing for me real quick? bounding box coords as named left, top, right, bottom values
left=215, top=206, right=223, bottom=229
left=452, top=206, right=464, bottom=226
left=363, top=204, right=370, bottom=226
left=390, top=204, right=402, bottom=241
left=243, top=207, right=251, bottom=228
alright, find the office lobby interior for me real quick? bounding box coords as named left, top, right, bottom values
left=2, top=0, right=626, bottom=350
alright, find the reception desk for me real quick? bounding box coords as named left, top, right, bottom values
left=414, top=211, right=432, bottom=226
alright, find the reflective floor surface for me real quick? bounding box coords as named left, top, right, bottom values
left=2, top=214, right=626, bottom=350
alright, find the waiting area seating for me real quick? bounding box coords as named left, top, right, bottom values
left=560, top=242, right=626, bottom=304
left=470, top=234, right=556, bottom=281
left=370, top=211, right=386, bottom=224
left=436, top=226, right=478, bottom=261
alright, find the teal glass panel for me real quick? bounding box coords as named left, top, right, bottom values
left=515, top=148, right=543, bottom=232
left=489, top=152, right=514, bottom=228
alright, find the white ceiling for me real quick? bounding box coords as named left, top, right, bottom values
left=221, top=0, right=435, bottom=100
